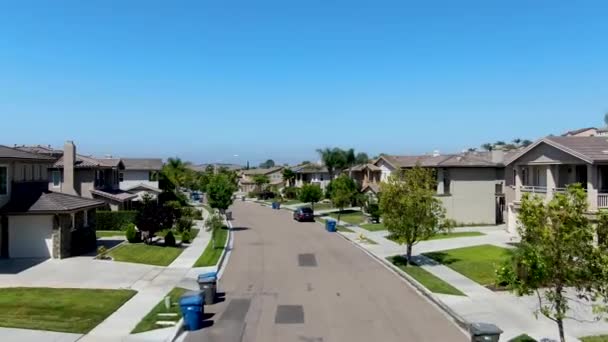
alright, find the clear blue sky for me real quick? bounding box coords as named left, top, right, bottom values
left=1, top=1, right=607, bottom=165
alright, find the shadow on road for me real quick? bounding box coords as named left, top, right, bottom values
left=230, top=227, right=250, bottom=232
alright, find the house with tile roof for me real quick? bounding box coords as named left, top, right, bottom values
left=49, top=141, right=136, bottom=211
left=505, top=136, right=608, bottom=234
left=119, top=158, right=163, bottom=201
left=239, top=166, right=285, bottom=193
left=0, top=144, right=104, bottom=258
left=360, top=150, right=512, bottom=225
left=292, top=163, right=333, bottom=191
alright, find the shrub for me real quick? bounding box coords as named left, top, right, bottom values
left=164, top=231, right=176, bottom=247
left=248, top=191, right=260, bottom=199
left=125, top=223, right=140, bottom=243
left=96, top=211, right=137, bottom=231
left=368, top=203, right=381, bottom=222
left=181, top=230, right=192, bottom=243
left=97, top=245, right=107, bottom=256
left=283, top=187, right=299, bottom=199
left=182, top=207, right=202, bottom=220
left=176, top=217, right=193, bottom=233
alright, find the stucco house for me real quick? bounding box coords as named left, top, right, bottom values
left=239, top=166, right=284, bottom=193
left=505, top=136, right=608, bottom=234
left=119, top=158, right=163, bottom=201
left=292, top=163, right=332, bottom=190
left=49, top=141, right=137, bottom=211
left=0, top=145, right=104, bottom=259
left=362, top=151, right=509, bottom=225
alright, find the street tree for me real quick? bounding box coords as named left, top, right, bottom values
left=205, top=213, right=224, bottom=249
left=497, top=185, right=608, bottom=342
left=253, top=174, right=270, bottom=192
left=379, top=165, right=449, bottom=265
left=330, top=175, right=358, bottom=224
left=206, top=173, right=237, bottom=212
left=298, top=184, right=323, bottom=211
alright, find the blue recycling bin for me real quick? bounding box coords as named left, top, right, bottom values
left=179, top=292, right=204, bottom=331
left=197, top=272, right=218, bottom=305
left=275, top=202, right=281, bottom=210
left=271, top=202, right=277, bottom=209
left=326, top=220, right=337, bottom=232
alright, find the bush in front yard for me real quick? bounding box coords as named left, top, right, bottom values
left=96, top=211, right=137, bottom=231
left=283, top=186, right=299, bottom=199
left=164, top=231, right=176, bottom=247
left=181, top=230, right=192, bottom=243
left=125, top=223, right=140, bottom=243
left=182, top=207, right=202, bottom=220
left=176, top=217, right=193, bottom=233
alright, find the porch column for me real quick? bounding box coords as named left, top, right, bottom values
left=588, top=164, right=598, bottom=211
left=515, top=165, right=522, bottom=201
left=546, top=165, right=556, bottom=201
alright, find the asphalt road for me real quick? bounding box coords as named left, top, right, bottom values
left=185, top=201, right=467, bottom=342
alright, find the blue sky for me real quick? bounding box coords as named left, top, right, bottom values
left=1, top=1, right=607, bottom=165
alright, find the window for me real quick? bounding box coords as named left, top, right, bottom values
left=52, top=170, right=61, bottom=187
left=119, top=172, right=124, bottom=182
left=0, top=166, right=6, bottom=195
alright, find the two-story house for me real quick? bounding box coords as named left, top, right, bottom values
left=49, top=141, right=136, bottom=211
left=292, top=163, right=332, bottom=191
left=119, top=158, right=163, bottom=201
left=360, top=151, right=509, bottom=225
left=239, top=166, right=284, bottom=193
left=505, top=136, right=608, bottom=234
left=0, top=145, right=104, bottom=258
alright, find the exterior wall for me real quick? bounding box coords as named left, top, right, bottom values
left=268, top=170, right=283, bottom=184
left=294, top=172, right=331, bottom=189
left=49, top=169, right=96, bottom=198
left=1, top=161, right=49, bottom=208
left=376, top=160, right=395, bottom=181
left=437, top=168, right=501, bottom=225
left=516, top=143, right=585, bottom=165
left=119, top=170, right=159, bottom=190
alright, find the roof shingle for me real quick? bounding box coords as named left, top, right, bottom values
left=0, top=145, right=55, bottom=161
left=122, top=158, right=163, bottom=171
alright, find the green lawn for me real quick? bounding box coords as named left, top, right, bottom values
left=386, top=231, right=485, bottom=242
left=108, top=243, right=184, bottom=266
left=193, top=227, right=229, bottom=267
left=424, top=244, right=512, bottom=286
left=309, top=202, right=334, bottom=211
left=0, top=287, right=136, bottom=333
left=360, top=223, right=386, bottom=231
left=96, top=230, right=125, bottom=238
left=582, top=336, right=608, bottom=342
left=132, top=287, right=187, bottom=333
left=314, top=218, right=355, bottom=233
left=283, top=200, right=302, bottom=205
left=328, top=210, right=365, bottom=225
left=389, top=256, right=465, bottom=296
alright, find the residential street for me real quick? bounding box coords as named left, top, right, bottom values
left=185, top=201, right=467, bottom=342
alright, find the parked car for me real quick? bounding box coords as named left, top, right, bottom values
left=293, top=207, right=314, bottom=222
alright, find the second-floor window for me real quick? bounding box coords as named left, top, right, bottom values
left=52, top=171, right=61, bottom=187
left=0, top=166, right=7, bottom=195
left=119, top=172, right=124, bottom=182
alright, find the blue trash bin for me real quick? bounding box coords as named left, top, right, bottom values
left=179, top=291, right=205, bottom=331
left=275, top=202, right=281, bottom=210
left=326, top=220, right=337, bottom=232
left=271, top=202, right=277, bottom=209
left=197, top=272, right=218, bottom=305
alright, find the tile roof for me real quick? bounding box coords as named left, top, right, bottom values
left=1, top=183, right=105, bottom=214
left=15, top=145, right=63, bottom=156
left=122, top=158, right=163, bottom=171
left=379, top=151, right=511, bottom=168
left=0, top=145, right=55, bottom=161
left=53, top=155, right=122, bottom=168
left=242, top=166, right=284, bottom=175
left=506, top=136, right=608, bottom=165
left=90, top=189, right=138, bottom=202
left=561, top=127, right=597, bottom=136
left=291, top=163, right=329, bottom=174
left=345, top=163, right=381, bottom=172
left=124, top=183, right=162, bottom=193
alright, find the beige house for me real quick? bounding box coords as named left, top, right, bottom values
left=239, top=166, right=284, bottom=193
left=505, top=136, right=608, bottom=234
left=292, top=163, right=332, bottom=190
left=562, top=127, right=608, bottom=137
left=49, top=141, right=136, bottom=211
left=360, top=151, right=509, bottom=225
left=0, top=145, right=104, bottom=259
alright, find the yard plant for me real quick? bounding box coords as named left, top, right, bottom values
left=298, top=183, right=323, bottom=211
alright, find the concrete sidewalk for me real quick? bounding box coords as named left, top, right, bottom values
left=0, top=328, right=81, bottom=342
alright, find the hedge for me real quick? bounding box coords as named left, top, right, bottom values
left=96, top=211, right=137, bottom=231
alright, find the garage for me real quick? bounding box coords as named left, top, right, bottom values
left=8, top=215, right=54, bottom=258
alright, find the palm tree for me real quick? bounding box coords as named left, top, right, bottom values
left=317, top=147, right=346, bottom=180
left=481, top=143, right=493, bottom=151
left=161, top=157, right=189, bottom=190
left=282, top=168, right=296, bottom=187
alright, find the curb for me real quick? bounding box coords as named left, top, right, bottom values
left=331, top=225, right=471, bottom=336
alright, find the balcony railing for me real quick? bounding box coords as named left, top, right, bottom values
left=521, top=185, right=548, bottom=194
left=599, top=193, right=608, bottom=209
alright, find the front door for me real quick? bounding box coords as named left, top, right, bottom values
left=576, top=165, right=588, bottom=189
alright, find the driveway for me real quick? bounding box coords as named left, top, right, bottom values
left=0, top=255, right=158, bottom=289
left=185, top=201, right=467, bottom=342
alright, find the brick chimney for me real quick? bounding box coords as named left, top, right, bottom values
left=63, top=141, right=76, bottom=195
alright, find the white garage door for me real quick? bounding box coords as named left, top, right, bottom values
left=9, top=215, right=54, bottom=258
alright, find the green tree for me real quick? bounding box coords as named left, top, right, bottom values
left=512, top=138, right=522, bottom=145
left=330, top=175, right=358, bottom=224
left=135, top=194, right=175, bottom=243
left=379, top=165, right=448, bottom=265
left=206, top=173, right=237, bottom=212
left=205, top=213, right=224, bottom=249
left=481, top=143, right=493, bottom=151
left=316, top=147, right=347, bottom=180
left=355, top=152, right=370, bottom=164
left=282, top=168, right=296, bottom=187
left=259, top=159, right=275, bottom=168
left=497, top=185, right=608, bottom=342
left=298, top=184, right=323, bottom=211
left=495, top=140, right=506, bottom=146
left=160, top=157, right=191, bottom=191
left=253, top=174, right=270, bottom=192
left=521, top=139, right=533, bottom=147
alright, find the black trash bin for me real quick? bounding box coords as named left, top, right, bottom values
left=197, top=272, right=218, bottom=305
left=469, top=322, right=503, bottom=342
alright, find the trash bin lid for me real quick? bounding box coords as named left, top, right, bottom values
left=179, top=291, right=204, bottom=306
left=197, top=272, right=217, bottom=282
left=469, top=322, right=503, bottom=336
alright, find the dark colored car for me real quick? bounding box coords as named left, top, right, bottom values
left=293, top=207, right=314, bottom=222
